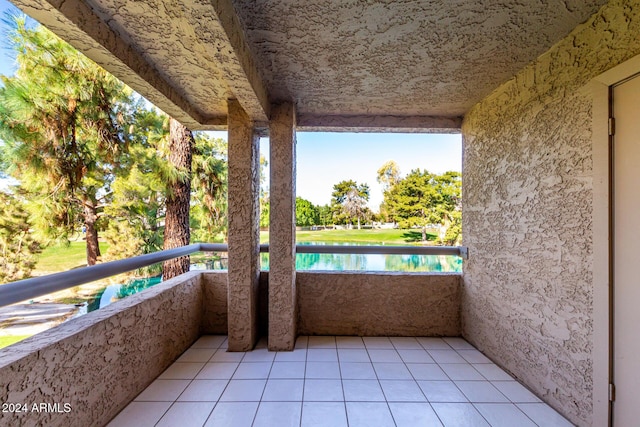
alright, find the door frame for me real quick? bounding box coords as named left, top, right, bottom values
left=592, top=53, right=640, bottom=427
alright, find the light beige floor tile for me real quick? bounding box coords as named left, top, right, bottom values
left=191, top=335, right=227, bottom=349
left=307, top=336, right=336, bottom=348
left=440, top=363, right=485, bottom=381
left=492, top=381, right=542, bottom=403
left=306, top=361, right=341, bottom=379
left=210, top=349, right=245, bottom=362
left=457, top=349, right=492, bottom=364
left=390, top=337, right=422, bottom=349
left=407, top=363, right=449, bottom=380
left=380, top=380, right=427, bottom=402
left=156, top=402, right=215, bottom=427
left=428, top=350, right=467, bottom=364
left=107, top=401, right=171, bottom=427
left=262, top=379, right=304, bottom=401
left=232, top=362, right=272, bottom=379
left=454, top=381, right=510, bottom=403
left=274, top=348, right=307, bottom=362
left=431, top=402, right=491, bottom=426
left=346, top=402, right=395, bottom=427
left=443, top=337, right=476, bottom=350
left=242, top=348, right=275, bottom=362
left=307, top=348, right=338, bottom=361
left=475, top=403, right=537, bottom=427
left=301, top=402, right=348, bottom=427
left=269, top=361, right=306, bottom=379
left=340, top=362, right=377, bottom=380
left=303, top=379, right=344, bottom=401
left=336, top=336, right=365, bottom=349
left=397, top=349, right=435, bottom=364
left=134, top=379, right=190, bottom=402
left=253, top=402, right=301, bottom=427
left=363, top=337, right=394, bottom=349
left=342, top=379, right=385, bottom=401
left=368, top=349, right=403, bottom=363
left=473, top=363, right=514, bottom=381
left=373, top=362, right=413, bottom=379
left=203, top=402, right=258, bottom=427
left=177, top=380, right=228, bottom=402
left=337, top=348, right=370, bottom=362
left=158, top=362, right=205, bottom=380
left=389, top=402, right=444, bottom=427
left=219, top=379, right=266, bottom=401
left=417, top=337, right=452, bottom=350
left=196, top=362, right=239, bottom=380
left=177, top=348, right=216, bottom=363
left=517, top=403, right=574, bottom=427
left=418, top=380, right=468, bottom=403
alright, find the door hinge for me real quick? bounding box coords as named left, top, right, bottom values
left=609, top=383, right=616, bottom=402
left=609, top=117, right=616, bottom=136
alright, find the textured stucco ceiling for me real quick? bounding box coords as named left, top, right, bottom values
left=232, top=0, right=608, bottom=118
left=12, top=0, right=608, bottom=131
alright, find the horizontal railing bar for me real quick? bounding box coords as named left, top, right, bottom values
left=0, top=243, right=468, bottom=309
left=0, top=244, right=202, bottom=309
left=294, top=245, right=464, bottom=256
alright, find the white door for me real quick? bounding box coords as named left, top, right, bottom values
left=613, top=74, right=640, bottom=426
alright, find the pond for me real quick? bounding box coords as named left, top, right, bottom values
left=80, top=243, right=462, bottom=313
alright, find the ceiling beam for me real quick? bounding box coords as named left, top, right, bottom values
left=204, top=0, right=271, bottom=122
left=296, top=115, right=462, bottom=133
left=11, top=0, right=210, bottom=130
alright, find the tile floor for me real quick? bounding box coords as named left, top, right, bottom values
left=108, top=336, right=574, bottom=427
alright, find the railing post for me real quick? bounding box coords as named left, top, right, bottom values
left=226, top=99, right=261, bottom=351
left=268, top=102, right=297, bottom=351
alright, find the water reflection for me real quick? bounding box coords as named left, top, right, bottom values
left=258, top=243, right=462, bottom=272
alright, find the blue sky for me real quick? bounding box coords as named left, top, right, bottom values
left=0, top=0, right=461, bottom=209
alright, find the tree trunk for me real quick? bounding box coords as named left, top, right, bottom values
left=163, top=118, right=194, bottom=280
left=422, top=226, right=427, bottom=242
left=83, top=200, right=101, bottom=266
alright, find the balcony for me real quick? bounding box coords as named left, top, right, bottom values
left=0, top=245, right=571, bottom=426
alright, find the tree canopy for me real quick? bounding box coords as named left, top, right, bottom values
left=383, top=169, right=461, bottom=243
left=0, top=16, right=131, bottom=265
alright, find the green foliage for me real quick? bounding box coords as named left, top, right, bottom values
left=0, top=16, right=131, bottom=264
left=102, top=105, right=168, bottom=260
left=330, top=180, right=370, bottom=227
left=190, top=133, right=228, bottom=242
left=383, top=169, right=461, bottom=242
left=296, top=197, right=319, bottom=227
left=0, top=191, right=41, bottom=282
left=259, top=200, right=270, bottom=229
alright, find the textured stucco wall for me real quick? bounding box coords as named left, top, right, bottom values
left=201, top=271, right=228, bottom=334
left=297, top=272, right=460, bottom=336
left=268, top=102, right=297, bottom=351
left=227, top=99, right=261, bottom=351
left=0, top=272, right=202, bottom=427
left=462, top=2, right=640, bottom=426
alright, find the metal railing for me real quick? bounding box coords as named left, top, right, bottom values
left=0, top=243, right=468, bottom=309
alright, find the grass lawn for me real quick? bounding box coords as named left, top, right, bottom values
left=32, top=229, right=436, bottom=274
left=0, top=335, right=31, bottom=349
left=34, top=241, right=110, bottom=274
left=261, top=228, right=438, bottom=245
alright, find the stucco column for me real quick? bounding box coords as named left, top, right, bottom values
left=268, top=102, right=297, bottom=351
left=227, top=99, right=261, bottom=351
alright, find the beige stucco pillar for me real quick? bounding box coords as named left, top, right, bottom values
left=268, top=102, right=297, bottom=351
left=227, top=99, right=261, bottom=351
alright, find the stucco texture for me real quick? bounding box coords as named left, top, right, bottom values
left=0, top=272, right=203, bottom=427
left=226, top=100, right=261, bottom=351
left=298, top=272, right=460, bottom=336
left=461, top=1, right=640, bottom=425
